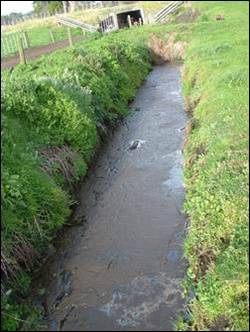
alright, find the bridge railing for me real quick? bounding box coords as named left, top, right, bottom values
left=56, top=15, right=97, bottom=32
left=154, top=1, right=185, bottom=23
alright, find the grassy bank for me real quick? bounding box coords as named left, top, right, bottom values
left=179, top=1, right=249, bottom=330
left=1, top=1, right=248, bottom=331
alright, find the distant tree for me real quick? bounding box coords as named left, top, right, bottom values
left=62, top=1, right=76, bottom=13
left=62, top=1, right=69, bottom=12
left=33, top=1, right=63, bottom=14
left=33, top=1, right=50, bottom=13
left=68, top=1, right=76, bottom=12
left=1, top=12, right=23, bottom=25
left=47, top=1, right=63, bottom=14
left=32, top=1, right=86, bottom=15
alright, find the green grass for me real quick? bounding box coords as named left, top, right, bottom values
left=177, top=1, right=249, bottom=330
left=1, top=1, right=249, bottom=331
left=24, top=25, right=82, bottom=48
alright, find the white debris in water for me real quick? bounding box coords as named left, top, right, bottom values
left=170, top=90, right=180, bottom=96
left=99, top=273, right=180, bottom=328
left=170, top=90, right=182, bottom=101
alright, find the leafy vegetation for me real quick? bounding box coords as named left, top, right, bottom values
left=33, top=1, right=63, bottom=14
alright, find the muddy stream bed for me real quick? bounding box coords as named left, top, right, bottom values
left=33, top=63, right=188, bottom=331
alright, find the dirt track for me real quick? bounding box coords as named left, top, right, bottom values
left=1, top=35, right=83, bottom=70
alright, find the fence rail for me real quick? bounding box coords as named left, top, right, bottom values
left=154, top=1, right=185, bottom=22
left=56, top=15, right=97, bottom=32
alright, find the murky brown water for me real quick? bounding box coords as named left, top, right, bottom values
left=34, top=63, right=188, bottom=331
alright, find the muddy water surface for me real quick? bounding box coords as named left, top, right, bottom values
left=35, top=64, right=188, bottom=331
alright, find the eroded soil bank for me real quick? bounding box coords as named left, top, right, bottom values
left=34, top=63, right=188, bottom=331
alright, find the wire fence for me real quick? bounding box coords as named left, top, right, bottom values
left=1, top=32, right=28, bottom=58
left=1, top=27, right=83, bottom=59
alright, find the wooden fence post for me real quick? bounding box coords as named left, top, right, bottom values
left=17, top=36, right=26, bottom=64
left=127, top=15, right=132, bottom=28
left=68, top=27, right=73, bottom=46
left=10, top=34, right=16, bottom=53
left=22, top=31, right=30, bottom=48
left=49, top=29, right=55, bottom=42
